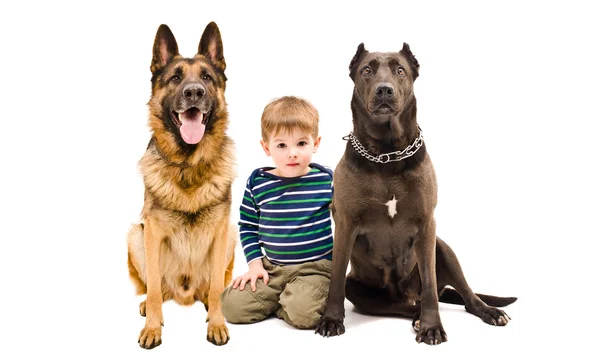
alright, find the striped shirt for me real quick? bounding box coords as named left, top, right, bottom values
left=239, top=163, right=334, bottom=265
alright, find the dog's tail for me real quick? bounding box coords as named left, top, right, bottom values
left=438, top=288, right=517, bottom=307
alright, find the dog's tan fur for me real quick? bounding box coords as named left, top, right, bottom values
left=127, top=22, right=236, bottom=348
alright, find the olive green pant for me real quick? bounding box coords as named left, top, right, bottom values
left=220, top=257, right=332, bottom=329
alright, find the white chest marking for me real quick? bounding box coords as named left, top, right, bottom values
left=385, top=195, right=398, bottom=219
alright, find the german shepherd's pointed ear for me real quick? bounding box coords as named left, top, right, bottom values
left=400, top=42, right=420, bottom=80
left=198, top=22, right=226, bottom=72
left=151, top=24, right=179, bottom=74
left=349, top=43, right=368, bottom=79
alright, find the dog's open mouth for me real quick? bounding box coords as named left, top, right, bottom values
left=170, top=107, right=209, bottom=144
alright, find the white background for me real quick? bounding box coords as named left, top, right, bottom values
left=1, top=0, right=598, bottom=362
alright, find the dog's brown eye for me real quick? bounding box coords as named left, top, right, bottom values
left=362, top=66, right=371, bottom=75
left=397, top=67, right=406, bottom=76
left=202, top=74, right=212, bottom=81
left=170, top=75, right=180, bottom=83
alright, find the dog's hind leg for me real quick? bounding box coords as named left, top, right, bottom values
left=223, top=224, right=237, bottom=288
left=224, top=255, right=234, bottom=288
left=435, top=237, right=513, bottom=326
left=345, top=276, right=420, bottom=318
left=127, top=224, right=147, bottom=295
left=139, top=301, right=147, bottom=316
left=128, top=224, right=150, bottom=318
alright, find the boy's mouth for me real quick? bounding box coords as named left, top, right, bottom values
left=286, top=163, right=300, bottom=167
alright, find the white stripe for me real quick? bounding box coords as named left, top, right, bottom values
left=239, top=219, right=258, bottom=226
left=257, top=217, right=330, bottom=229
left=281, top=190, right=331, bottom=195
left=252, top=179, right=280, bottom=190
left=242, top=242, right=260, bottom=251
left=258, top=195, right=281, bottom=206
left=241, top=203, right=257, bottom=212
left=257, top=189, right=332, bottom=206
left=261, top=233, right=332, bottom=246
left=301, top=173, right=329, bottom=179
left=267, top=249, right=333, bottom=263
left=240, top=230, right=257, bottom=235
left=260, top=206, right=321, bottom=213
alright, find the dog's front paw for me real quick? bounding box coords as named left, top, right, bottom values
left=138, top=325, right=162, bottom=349
left=207, top=322, right=230, bottom=346
left=315, top=316, right=345, bottom=337
left=415, top=323, right=447, bottom=345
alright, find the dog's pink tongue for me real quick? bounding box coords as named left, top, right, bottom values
left=179, top=110, right=205, bottom=144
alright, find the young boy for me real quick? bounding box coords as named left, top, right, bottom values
left=220, top=96, right=333, bottom=329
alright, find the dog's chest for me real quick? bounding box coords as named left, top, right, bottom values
left=164, top=225, right=213, bottom=266
left=384, top=194, right=399, bottom=219
left=359, top=179, right=420, bottom=222
left=142, top=159, right=232, bottom=213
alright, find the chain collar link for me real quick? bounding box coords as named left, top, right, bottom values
left=342, top=126, right=424, bottom=164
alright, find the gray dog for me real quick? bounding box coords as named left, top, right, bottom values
left=315, top=43, right=516, bottom=345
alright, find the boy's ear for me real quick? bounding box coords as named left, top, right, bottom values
left=260, top=140, right=271, bottom=156
left=313, top=136, right=321, bottom=153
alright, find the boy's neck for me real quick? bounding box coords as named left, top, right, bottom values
left=269, top=165, right=312, bottom=178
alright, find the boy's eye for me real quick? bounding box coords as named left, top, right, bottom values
left=298, top=141, right=308, bottom=147
left=277, top=143, right=286, bottom=148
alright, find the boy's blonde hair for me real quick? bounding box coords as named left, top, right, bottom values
left=261, top=96, right=319, bottom=142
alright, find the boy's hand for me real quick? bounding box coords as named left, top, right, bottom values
left=232, top=259, right=269, bottom=292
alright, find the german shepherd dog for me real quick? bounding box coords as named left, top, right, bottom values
left=315, top=43, right=516, bottom=345
left=127, top=22, right=236, bottom=349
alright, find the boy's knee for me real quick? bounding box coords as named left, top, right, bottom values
left=279, top=277, right=328, bottom=329
left=220, top=285, right=270, bottom=324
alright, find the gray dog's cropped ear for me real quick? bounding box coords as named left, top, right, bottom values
left=198, top=22, right=226, bottom=72
left=151, top=24, right=179, bottom=74
left=349, top=43, right=368, bottom=79
left=400, top=42, right=419, bottom=80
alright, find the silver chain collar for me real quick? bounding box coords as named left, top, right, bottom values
left=343, top=126, right=424, bottom=164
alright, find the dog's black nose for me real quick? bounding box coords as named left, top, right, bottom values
left=183, top=83, right=205, bottom=102
left=375, top=83, right=394, bottom=98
